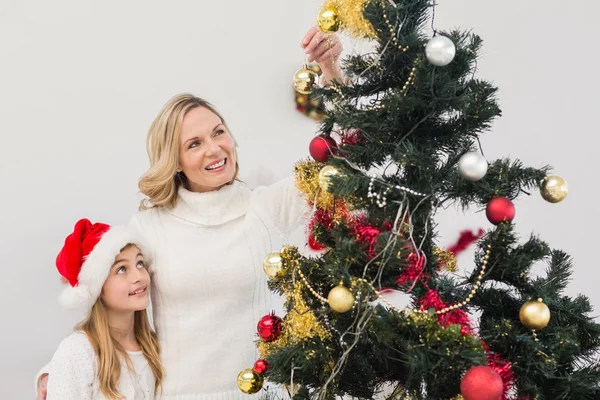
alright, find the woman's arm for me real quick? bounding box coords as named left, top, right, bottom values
left=45, top=333, right=96, bottom=399
left=252, top=176, right=310, bottom=241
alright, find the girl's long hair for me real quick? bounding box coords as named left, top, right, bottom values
left=75, top=299, right=164, bottom=399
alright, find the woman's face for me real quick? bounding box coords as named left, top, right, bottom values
left=179, top=107, right=237, bottom=193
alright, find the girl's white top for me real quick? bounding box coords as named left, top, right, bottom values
left=46, top=331, right=156, bottom=399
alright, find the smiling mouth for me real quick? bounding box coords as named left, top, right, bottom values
left=129, top=286, right=147, bottom=296
left=205, top=158, right=227, bottom=171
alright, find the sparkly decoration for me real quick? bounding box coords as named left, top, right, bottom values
left=397, top=252, right=428, bottom=287
left=447, top=229, right=485, bottom=256
left=460, top=365, right=503, bottom=400
left=262, top=252, right=283, bottom=278
left=317, top=6, right=340, bottom=33
left=486, top=197, right=515, bottom=225
left=458, top=152, right=488, bottom=181
left=253, top=359, right=269, bottom=375
left=540, top=175, right=568, bottom=203
left=352, top=217, right=392, bottom=259
left=294, top=160, right=336, bottom=210
left=484, top=343, right=515, bottom=396
left=519, top=298, right=551, bottom=330
left=257, top=283, right=331, bottom=359
left=318, top=165, right=342, bottom=192
left=401, top=64, right=418, bottom=96
left=309, top=134, right=338, bottom=162
left=327, top=284, right=354, bottom=313
left=293, top=64, right=319, bottom=94
left=379, top=0, right=409, bottom=52
left=322, top=0, right=376, bottom=39
left=295, top=64, right=325, bottom=121
left=367, top=177, right=428, bottom=203
left=237, top=368, right=264, bottom=394
left=433, top=246, right=457, bottom=272
left=308, top=207, right=344, bottom=251
left=279, top=245, right=301, bottom=280
left=340, top=129, right=364, bottom=146
left=425, top=35, right=456, bottom=66
left=257, top=313, right=283, bottom=342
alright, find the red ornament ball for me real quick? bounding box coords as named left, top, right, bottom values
left=460, top=365, right=503, bottom=400
left=486, top=196, right=515, bottom=225
left=309, top=134, right=338, bottom=162
left=253, top=359, right=269, bottom=375
left=308, top=231, right=326, bottom=251
left=257, top=313, right=283, bottom=342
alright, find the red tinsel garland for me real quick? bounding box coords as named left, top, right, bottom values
left=447, top=229, right=485, bottom=256
left=396, top=252, right=429, bottom=290
left=416, top=287, right=517, bottom=398
left=340, top=129, right=364, bottom=146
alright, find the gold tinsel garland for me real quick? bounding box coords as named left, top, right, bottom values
left=432, top=246, right=458, bottom=272
left=294, top=159, right=336, bottom=210
left=323, top=0, right=377, bottom=39
left=258, top=248, right=331, bottom=359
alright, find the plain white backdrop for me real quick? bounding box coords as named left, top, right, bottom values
left=1, top=1, right=598, bottom=397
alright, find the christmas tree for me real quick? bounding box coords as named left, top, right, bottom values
left=238, top=1, right=600, bottom=399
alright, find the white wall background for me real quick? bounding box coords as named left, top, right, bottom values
left=0, top=0, right=597, bottom=397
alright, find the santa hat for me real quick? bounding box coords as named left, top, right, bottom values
left=56, top=218, right=150, bottom=313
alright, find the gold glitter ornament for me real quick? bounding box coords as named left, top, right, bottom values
left=318, top=165, right=342, bottom=192
left=520, top=298, right=551, bottom=330
left=540, top=175, right=568, bottom=203
left=236, top=368, right=264, bottom=394
left=327, top=284, right=354, bottom=312
left=317, top=6, right=341, bottom=33
left=262, top=252, right=283, bottom=278
left=293, top=64, right=319, bottom=94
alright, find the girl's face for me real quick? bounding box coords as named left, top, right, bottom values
left=101, top=245, right=150, bottom=313
left=178, top=106, right=237, bottom=193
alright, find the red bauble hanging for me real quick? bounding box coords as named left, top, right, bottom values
left=253, top=359, right=269, bottom=375
left=309, top=134, right=338, bottom=162
left=486, top=196, right=515, bottom=225
left=308, top=231, right=327, bottom=250
left=460, top=365, right=504, bottom=400
left=257, top=313, right=283, bottom=342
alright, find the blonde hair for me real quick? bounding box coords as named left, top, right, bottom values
left=138, top=93, right=240, bottom=210
left=75, top=245, right=164, bottom=399
left=76, top=302, right=164, bottom=399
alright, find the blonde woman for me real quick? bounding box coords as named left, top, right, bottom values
left=46, top=219, right=164, bottom=399
left=37, top=26, right=344, bottom=399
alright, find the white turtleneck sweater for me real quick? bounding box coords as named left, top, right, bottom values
left=127, top=177, right=308, bottom=399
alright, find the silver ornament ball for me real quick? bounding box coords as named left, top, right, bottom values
left=458, top=152, right=488, bottom=181
left=425, top=36, right=456, bottom=67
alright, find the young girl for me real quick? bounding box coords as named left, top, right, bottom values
left=45, top=218, right=164, bottom=399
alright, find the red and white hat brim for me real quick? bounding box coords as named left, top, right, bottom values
left=59, top=225, right=151, bottom=313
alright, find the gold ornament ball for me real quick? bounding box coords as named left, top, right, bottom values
left=327, top=284, right=354, bottom=313
left=237, top=368, right=264, bottom=394
left=541, top=175, right=568, bottom=203
left=519, top=299, right=551, bottom=330
left=317, top=7, right=340, bottom=33
left=318, top=165, right=341, bottom=192
left=262, top=252, right=283, bottom=278
left=293, top=67, right=319, bottom=94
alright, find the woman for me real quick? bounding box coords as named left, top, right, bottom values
left=37, top=26, right=345, bottom=399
